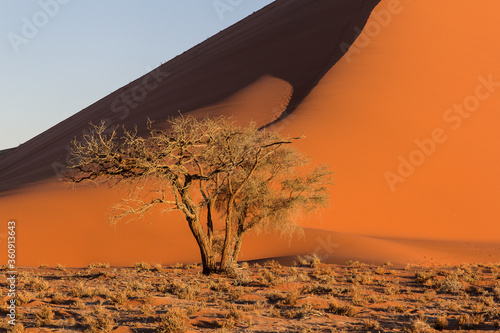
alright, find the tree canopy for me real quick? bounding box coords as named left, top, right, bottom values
left=65, top=115, right=332, bottom=274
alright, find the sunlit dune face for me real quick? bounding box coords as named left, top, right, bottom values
left=280, top=0, right=500, bottom=241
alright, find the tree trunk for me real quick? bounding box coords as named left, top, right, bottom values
left=185, top=215, right=217, bottom=275
left=180, top=186, right=217, bottom=275
left=232, top=233, right=244, bottom=264
left=219, top=188, right=236, bottom=272
left=219, top=211, right=235, bottom=273
left=206, top=198, right=215, bottom=247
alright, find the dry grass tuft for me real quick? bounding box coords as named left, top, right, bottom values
left=283, top=289, right=301, bottom=306
left=134, top=262, right=151, bottom=271
left=25, top=277, right=50, bottom=291
left=55, top=263, right=66, bottom=271
left=259, top=268, right=279, bottom=285
left=363, top=318, right=381, bottom=330
left=109, top=290, right=129, bottom=305
left=83, top=308, right=116, bottom=333
left=266, top=291, right=284, bottom=304
left=406, top=318, right=434, bottom=333
left=170, top=280, right=198, bottom=300
left=157, top=308, right=187, bottom=333
left=434, top=314, right=448, bottom=330
left=35, top=304, right=54, bottom=327
left=328, top=299, right=358, bottom=317
left=12, top=323, right=25, bottom=333
left=438, top=275, right=463, bottom=294
left=141, top=304, right=155, bottom=316
left=86, top=262, right=110, bottom=270
left=294, top=254, right=322, bottom=268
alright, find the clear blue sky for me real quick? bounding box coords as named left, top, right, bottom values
left=0, top=0, right=274, bottom=150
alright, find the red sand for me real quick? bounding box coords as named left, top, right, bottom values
left=2, top=0, right=500, bottom=267
left=280, top=0, right=500, bottom=242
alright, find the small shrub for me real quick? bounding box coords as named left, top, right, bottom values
left=141, top=304, right=155, bottom=316
left=134, top=262, right=151, bottom=271
left=157, top=308, right=187, bottom=333
left=152, top=264, right=164, bottom=272
left=478, top=295, right=495, bottom=306
left=74, top=299, right=86, bottom=310
left=294, top=254, right=321, bottom=268
left=233, top=271, right=254, bottom=286
left=209, top=278, right=231, bottom=292
left=415, top=271, right=435, bottom=284
left=25, top=277, right=49, bottom=291
left=328, top=299, right=358, bottom=317
left=259, top=268, right=278, bottom=285
left=385, top=304, right=407, bottom=314
left=363, top=318, right=381, bottom=330
left=439, top=276, right=463, bottom=294
left=109, top=290, right=128, bottom=305
left=471, top=313, right=485, bottom=325
left=434, top=314, right=448, bottom=330
left=71, top=282, right=92, bottom=298
left=407, top=318, right=433, bottom=333
left=170, top=280, right=198, bottom=300
left=56, top=263, right=66, bottom=271
left=264, top=260, right=282, bottom=270
left=228, top=286, right=244, bottom=301
left=50, top=291, right=65, bottom=304
left=35, top=304, right=54, bottom=326
left=16, top=291, right=33, bottom=306
left=302, top=281, right=334, bottom=295
left=493, top=286, right=500, bottom=298
left=385, top=285, right=400, bottom=296
left=266, top=291, right=284, bottom=304
left=422, top=290, right=436, bottom=302
left=84, top=309, right=116, bottom=333
left=458, top=314, right=473, bottom=329
left=93, top=286, right=111, bottom=298
left=283, top=290, right=301, bottom=306
left=186, top=304, right=201, bottom=317
left=12, top=323, right=24, bottom=333
left=227, top=304, right=242, bottom=320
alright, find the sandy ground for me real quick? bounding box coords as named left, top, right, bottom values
left=3, top=260, right=500, bottom=332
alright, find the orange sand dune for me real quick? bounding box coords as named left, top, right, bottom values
left=278, top=0, right=500, bottom=244
left=2, top=0, right=500, bottom=267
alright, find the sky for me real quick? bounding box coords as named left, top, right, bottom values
left=0, top=0, right=274, bottom=150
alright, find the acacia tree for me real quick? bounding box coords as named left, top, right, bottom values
left=65, top=115, right=332, bottom=274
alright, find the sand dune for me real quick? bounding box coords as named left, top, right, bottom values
left=2, top=0, right=500, bottom=267
left=278, top=0, right=500, bottom=243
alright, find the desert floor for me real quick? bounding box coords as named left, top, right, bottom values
left=2, top=258, right=500, bottom=332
